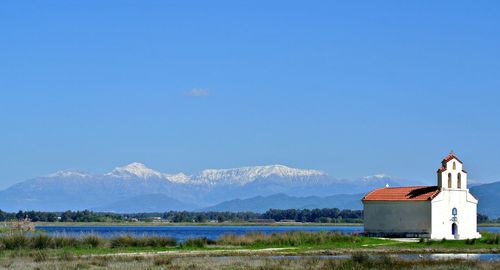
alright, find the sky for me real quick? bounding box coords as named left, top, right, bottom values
left=0, top=1, right=499, bottom=189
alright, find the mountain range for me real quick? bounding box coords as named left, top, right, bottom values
left=0, top=162, right=498, bottom=218
left=470, top=182, right=500, bottom=219
left=0, top=163, right=414, bottom=212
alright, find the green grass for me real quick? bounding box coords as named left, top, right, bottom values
left=0, top=230, right=498, bottom=258
left=387, top=231, right=500, bottom=250
left=216, top=231, right=394, bottom=249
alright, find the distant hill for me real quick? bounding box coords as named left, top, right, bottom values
left=0, top=163, right=413, bottom=212
left=201, top=193, right=363, bottom=213
left=471, top=181, right=500, bottom=218
left=92, top=194, right=199, bottom=213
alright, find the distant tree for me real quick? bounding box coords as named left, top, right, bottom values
left=477, top=213, right=489, bottom=224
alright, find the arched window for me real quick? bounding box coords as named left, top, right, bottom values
left=448, top=173, right=452, bottom=188
left=457, top=173, right=462, bottom=189
left=453, top=162, right=456, bottom=170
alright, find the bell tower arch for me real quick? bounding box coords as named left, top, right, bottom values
left=437, top=151, right=468, bottom=190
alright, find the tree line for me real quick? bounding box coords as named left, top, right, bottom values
left=0, top=209, right=497, bottom=223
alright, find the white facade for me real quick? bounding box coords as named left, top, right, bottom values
left=363, top=153, right=481, bottom=240
left=431, top=155, right=480, bottom=239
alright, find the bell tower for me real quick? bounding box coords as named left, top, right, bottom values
left=437, top=151, right=468, bottom=190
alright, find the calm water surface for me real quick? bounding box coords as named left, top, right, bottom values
left=271, top=253, right=500, bottom=261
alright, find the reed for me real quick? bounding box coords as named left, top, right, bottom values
left=109, top=235, right=176, bottom=248
left=216, top=231, right=360, bottom=246
left=182, top=237, right=216, bottom=248
left=0, top=233, right=176, bottom=250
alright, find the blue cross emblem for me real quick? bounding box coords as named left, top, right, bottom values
left=451, top=207, right=458, bottom=222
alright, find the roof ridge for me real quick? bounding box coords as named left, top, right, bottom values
left=362, top=186, right=440, bottom=202
left=383, top=185, right=435, bottom=189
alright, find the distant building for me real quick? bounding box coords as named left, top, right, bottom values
left=362, top=152, right=481, bottom=240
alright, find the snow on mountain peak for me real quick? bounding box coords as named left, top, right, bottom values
left=362, top=174, right=392, bottom=181
left=106, top=162, right=163, bottom=179
left=48, top=170, right=92, bottom=178
left=196, top=165, right=326, bottom=185
left=164, top=173, right=190, bottom=183
left=53, top=163, right=327, bottom=184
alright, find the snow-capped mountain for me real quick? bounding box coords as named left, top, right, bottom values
left=192, top=165, right=327, bottom=185
left=106, top=162, right=164, bottom=179
left=48, top=170, right=93, bottom=178
left=0, top=163, right=417, bottom=212
left=102, top=163, right=328, bottom=185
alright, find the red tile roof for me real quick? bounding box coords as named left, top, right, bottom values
left=437, top=152, right=465, bottom=173
left=442, top=152, right=462, bottom=164
left=362, top=186, right=440, bottom=201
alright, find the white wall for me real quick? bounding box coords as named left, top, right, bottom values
left=431, top=189, right=480, bottom=240
left=439, top=159, right=468, bottom=190
left=364, top=201, right=431, bottom=235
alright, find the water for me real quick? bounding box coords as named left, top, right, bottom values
left=35, top=225, right=362, bottom=241
left=480, top=226, right=500, bottom=233
left=269, top=254, right=500, bottom=261
left=399, top=253, right=499, bottom=261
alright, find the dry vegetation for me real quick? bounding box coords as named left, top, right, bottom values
left=0, top=231, right=498, bottom=269
left=0, top=254, right=498, bottom=270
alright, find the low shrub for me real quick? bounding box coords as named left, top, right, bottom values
left=110, top=235, right=176, bottom=248
left=485, top=234, right=499, bottom=245
left=183, top=237, right=215, bottom=248
left=31, top=250, right=48, bottom=262
left=58, top=251, right=74, bottom=261
left=0, top=234, right=29, bottom=249
left=31, top=234, right=51, bottom=249
left=52, top=236, right=79, bottom=249
left=89, top=256, right=109, bottom=267
left=478, top=232, right=500, bottom=245
left=82, top=235, right=102, bottom=248
left=110, top=235, right=136, bottom=248
left=351, top=252, right=371, bottom=265
left=465, top=238, right=476, bottom=245
left=143, top=236, right=177, bottom=247
left=153, top=256, right=172, bottom=266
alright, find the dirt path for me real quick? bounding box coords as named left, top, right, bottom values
left=83, top=247, right=299, bottom=258
left=80, top=246, right=499, bottom=259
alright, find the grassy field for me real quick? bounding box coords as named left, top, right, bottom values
left=0, top=231, right=498, bottom=254
left=0, top=231, right=498, bottom=269
left=0, top=253, right=498, bottom=270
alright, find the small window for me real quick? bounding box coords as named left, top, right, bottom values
left=453, top=162, right=456, bottom=170
left=457, top=173, right=462, bottom=189
left=448, top=173, right=452, bottom=188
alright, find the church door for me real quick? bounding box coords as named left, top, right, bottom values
left=452, top=223, right=458, bottom=239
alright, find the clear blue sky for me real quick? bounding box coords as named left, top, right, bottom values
left=1, top=1, right=499, bottom=189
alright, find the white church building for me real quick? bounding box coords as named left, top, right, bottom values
left=362, top=152, right=481, bottom=240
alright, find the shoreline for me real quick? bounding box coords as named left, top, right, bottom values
left=33, top=222, right=364, bottom=227
left=31, top=222, right=499, bottom=227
